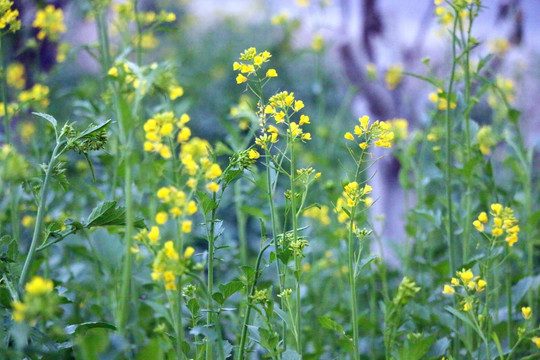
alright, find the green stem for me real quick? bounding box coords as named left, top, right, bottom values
left=206, top=193, right=217, bottom=360
left=461, top=12, right=475, bottom=263
left=289, top=140, right=302, bottom=354
left=1, top=34, right=11, bottom=143
left=445, top=14, right=460, bottom=276
left=237, top=242, right=271, bottom=360
left=19, top=142, right=62, bottom=289
left=235, top=180, right=248, bottom=265
left=117, top=154, right=134, bottom=334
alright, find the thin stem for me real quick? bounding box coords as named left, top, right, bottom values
left=19, top=142, right=62, bottom=289
left=117, top=153, right=134, bottom=334
left=237, top=242, right=271, bottom=360
left=1, top=34, right=11, bottom=143
left=205, top=193, right=217, bottom=360
left=289, top=139, right=302, bottom=354
left=235, top=180, right=248, bottom=265
left=445, top=14, right=460, bottom=276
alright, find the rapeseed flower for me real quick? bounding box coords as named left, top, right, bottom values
left=33, top=5, right=66, bottom=41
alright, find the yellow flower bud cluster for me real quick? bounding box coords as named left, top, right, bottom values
left=18, top=84, right=50, bottom=108
left=344, top=115, right=395, bottom=149
left=334, top=181, right=372, bottom=223
left=303, top=205, right=331, bottom=226
left=473, top=203, right=519, bottom=247
left=143, top=111, right=191, bottom=159
left=151, top=242, right=195, bottom=291
left=428, top=89, right=457, bottom=111
left=0, top=0, right=21, bottom=33
left=33, top=5, right=66, bottom=41
left=6, top=62, right=25, bottom=90
left=476, top=126, right=497, bottom=155
left=442, top=268, right=486, bottom=312
left=12, top=276, right=57, bottom=323
left=233, top=47, right=276, bottom=84
left=385, top=64, right=403, bottom=90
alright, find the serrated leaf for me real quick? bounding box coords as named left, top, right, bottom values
left=33, top=112, right=57, bottom=128
left=85, top=201, right=145, bottom=228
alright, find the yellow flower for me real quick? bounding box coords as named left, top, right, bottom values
left=177, top=127, right=191, bottom=143
left=491, top=203, right=503, bottom=215
left=532, top=337, right=540, bottom=349
left=7, top=62, right=25, bottom=89
left=248, top=149, right=260, bottom=159
left=294, top=100, right=304, bottom=112
left=156, top=211, right=168, bottom=225
left=476, top=279, right=486, bottom=292
left=385, top=64, right=403, bottom=90
left=169, top=86, right=184, bottom=100
left=184, top=246, right=195, bottom=259
left=442, top=285, right=455, bottom=294
left=265, top=69, right=277, bottom=78
left=492, top=228, right=503, bottom=237
left=206, top=182, right=219, bottom=193
left=236, top=74, right=247, bottom=84
left=164, top=241, right=179, bottom=260
left=159, top=145, right=172, bottom=159
left=25, top=276, right=54, bottom=295
left=296, top=0, right=310, bottom=6
left=11, top=301, right=26, bottom=322
left=522, top=307, right=532, bottom=320
left=160, top=123, right=174, bottom=136
left=462, top=301, right=473, bottom=312
left=478, top=212, right=488, bottom=223
left=157, top=187, right=171, bottom=200
left=458, top=269, right=473, bottom=284
left=33, top=5, right=66, bottom=41
left=108, top=67, right=118, bottom=77
left=21, top=215, right=34, bottom=228
left=182, top=220, right=192, bottom=233
left=205, top=163, right=222, bottom=179
left=472, top=220, right=484, bottom=232
left=299, top=114, right=310, bottom=125
left=312, top=34, right=324, bottom=52
left=451, top=278, right=459, bottom=286
left=148, top=226, right=160, bottom=244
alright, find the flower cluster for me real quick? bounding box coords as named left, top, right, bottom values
left=0, top=0, right=20, bottom=33
left=334, top=181, right=372, bottom=223
left=473, top=203, right=520, bottom=246
left=12, top=276, right=58, bottom=323
left=385, top=64, right=403, bottom=90
left=442, top=268, right=486, bottom=311
left=476, top=126, right=497, bottom=155
left=7, top=62, right=25, bottom=90
left=344, top=115, right=395, bottom=149
left=256, top=92, right=311, bottom=148
left=151, top=242, right=195, bottom=291
left=303, top=205, right=331, bottom=226
left=114, top=2, right=176, bottom=24
left=18, top=84, right=50, bottom=108
left=155, top=186, right=198, bottom=230
left=143, top=111, right=191, bottom=159
left=33, top=5, right=66, bottom=41
left=233, top=47, right=276, bottom=84
left=428, top=88, right=457, bottom=111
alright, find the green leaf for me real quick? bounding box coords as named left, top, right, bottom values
left=212, top=292, right=225, bottom=305
left=219, top=280, right=245, bottom=300
left=75, top=119, right=112, bottom=141
left=33, top=112, right=57, bottom=128
left=65, top=322, right=116, bottom=335
left=282, top=349, right=302, bottom=360
left=136, top=338, right=165, bottom=360
left=85, top=201, right=145, bottom=228
left=196, top=191, right=217, bottom=215
left=318, top=314, right=345, bottom=334
left=445, top=306, right=485, bottom=341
